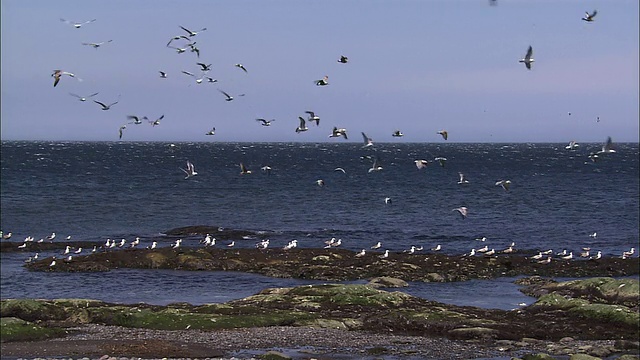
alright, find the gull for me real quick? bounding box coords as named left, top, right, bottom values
left=561, top=252, right=573, bottom=260
left=434, top=157, right=447, bottom=167
left=257, top=118, right=275, bottom=126
left=384, top=197, right=391, bottom=204
left=181, top=160, right=197, bottom=179
left=458, top=172, right=470, bottom=184
left=565, top=141, right=579, bottom=150
left=296, top=117, right=308, bottom=133
left=582, top=10, right=597, bottom=22
left=63, top=245, right=71, bottom=255
left=159, top=71, right=168, bottom=78
left=461, top=249, right=476, bottom=257
left=531, top=252, right=543, bottom=260
left=392, top=130, right=404, bottom=137
left=484, top=248, right=496, bottom=256
left=316, top=179, right=325, bottom=187
left=537, top=256, right=551, bottom=264
left=475, top=237, right=487, bottom=242
left=205, top=127, right=216, bottom=136
left=355, top=249, right=366, bottom=257
left=324, top=237, right=337, bottom=246
left=371, top=242, right=382, bottom=250
left=202, top=234, right=212, bottom=246
left=404, top=246, right=418, bottom=254
left=167, top=45, right=188, bottom=54
left=49, top=257, right=56, bottom=267
left=541, top=249, right=553, bottom=255
left=502, top=246, right=514, bottom=254
left=69, top=92, right=99, bottom=102
left=234, top=63, right=248, bottom=73
left=334, top=167, right=346, bottom=173
left=188, top=42, right=200, bottom=57
left=74, top=247, right=82, bottom=254
left=582, top=247, right=591, bottom=251
left=596, top=136, right=616, bottom=154
left=329, top=127, right=348, bottom=139
left=182, top=70, right=204, bottom=84
left=588, top=152, right=599, bottom=162
left=132, top=237, right=140, bottom=247
left=477, top=245, right=489, bottom=253
left=60, top=18, right=96, bottom=28
left=240, top=162, right=252, bottom=175
left=166, top=35, right=190, bottom=46
left=172, top=239, right=182, bottom=249
left=52, top=70, right=76, bottom=87
left=261, top=165, right=272, bottom=175
left=196, top=62, right=212, bottom=72
left=91, top=246, right=97, bottom=253
left=127, top=115, right=147, bottom=125
left=17, top=243, right=27, bottom=249
left=148, top=114, right=165, bottom=127
left=437, top=130, right=448, bottom=140
left=556, top=249, right=567, bottom=256
left=330, top=239, right=342, bottom=247
left=623, top=248, right=635, bottom=257
left=453, top=206, right=468, bottom=219
left=431, top=244, right=441, bottom=251
left=580, top=250, right=590, bottom=258
left=227, top=241, right=235, bottom=247
left=589, top=251, right=602, bottom=260
left=315, top=75, right=329, bottom=86
left=105, top=238, right=111, bottom=247
left=118, top=125, right=127, bottom=140
left=82, top=40, right=113, bottom=49
left=415, top=160, right=429, bottom=170
left=306, top=111, right=320, bottom=126
left=337, top=55, right=348, bottom=63
left=519, top=46, right=534, bottom=70
left=361, top=132, right=374, bottom=148
left=368, top=157, right=383, bottom=173
left=283, top=240, right=298, bottom=250
left=205, top=77, right=217, bottom=83
left=118, top=239, right=127, bottom=247
left=219, top=89, right=240, bottom=101
left=589, top=232, right=597, bottom=238
left=150, top=241, right=157, bottom=250
left=180, top=25, right=207, bottom=37
left=256, top=239, right=270, bottom=249
left=495, top=180, right=511, bottom=191
left=46, top=232, right=56, bottom=241
left=94, top=97, right=119, bottom=110
left=380, top=250, right=389, bottom=259
left=2, top=232, right=12, bottom=239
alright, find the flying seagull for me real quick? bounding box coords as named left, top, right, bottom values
left=495, top=179, right=512, bottom=191
left=82, top=40, right=113, bottom=49
left=414, top=159, right=429, bottom=170
left=182, top=70, right=205, bottom=84
left=437, top=130, right=448, bottom=140
left=434, top=157, right=447, bottom=167
left=93, top=97, right=119, bottom=110
left=60, top=18, right=96, bottom=28
left=180, top=160, right=198, bottom=179
left=127, top=115, right=147, bottom=125
left=69, top=92, right=98, bottom=101
left=457, top=172, right=470, bottom=184
left=159, top=71, right=168, bottom=78
left=257, top=118, right=275, bottom=126
left=337, top=55, right=348, bottom=63
left=197, top=62, right=212, bottom=72
left=118, top=125, right=127, bottom=140
left=453, top=206, right=468, bottom=219
left=180, top=25, right=207, bottom=37
left=240, top=163, right=252, bottom=175
left=205, top=127, right=215, bottom=135
left=219, top=89, right=244, bottom=101
left=52, top=70, right=76, bottom=87
left=582, top=10, right=597, bottom=22
left=392, top=130, right=404, bottom=137
left=565, top=140, right=579, bottom=150
left=296, top=117, right=308, bottom=133
left=597, top=136, right=616, bottom=154
left=148, top=114, right=165, bottom=127
left=315, top=75, right=329, bottom=86
left=234, top=63, right=248, bottom=73
left=361, top=132, right=374, bottom=148
left=519, top=46, right=534, bottom=70
left=368, top=157, right=383, bottom=173
left=306, top=111, right=320, bottom=126
left=329, top=127, right=348, bottom=139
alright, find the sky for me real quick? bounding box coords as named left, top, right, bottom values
left=1, top=0, right=638, bottom=143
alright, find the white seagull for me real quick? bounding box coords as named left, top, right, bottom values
left=82, top=40, right=113, bottom=49
left=257, top=118, right=275, bottom=126
left=69, top=92, right=99, bottom=102
left=519, top=46, right=534, bottom=70
left=94, top=97, right=119, bottom=110
left=329, top=127, right=348, bottom=139
left=180, top=25, right=207, bottom=37
left=392, top=130, right=404, bottom=137
left=205, top=127, right=216, bottom=135
left=414, top=160, right=429, bottom=170
left=458, top=172, right=470, bottom=184
left=368, top=157, right=383, bottom=173
left=371, top=242, right=382, bottom=250
left=453, top=206, right=468, bottom=219
left=180, top=160, right=198, bottom=179
left=240, top=163, right=252, bottom=175
left=306, top=111, right=320, bottom=126
left=565, top=141, right=579, bottom=150
left=315, top=75, right=329, bottom=86
left=295, top=117, right=308, bottom=133
left=582, top=10, right=597, bottom=22
left=234, top=63, right=248, bottom=73
left=52, top=70, right=76, bottom=87
left=361, top=132, right=374, bottom=148
left=355, top=249, right=366, bottom=258
left=495, top=180, right=512, bottom=192
left=60, top=18, right=96, bottom=28
left=596, top=136, right=616, bottom=154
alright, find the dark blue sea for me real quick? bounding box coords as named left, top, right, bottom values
left=1, top=141, right=638, bottom=310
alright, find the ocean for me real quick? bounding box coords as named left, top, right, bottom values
left=1, top=141, right=638, bottom=310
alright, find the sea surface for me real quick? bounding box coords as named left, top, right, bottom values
left=1, top=141, right=638, bottom=310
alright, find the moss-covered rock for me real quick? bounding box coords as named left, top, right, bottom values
left=0, top=317, right=66, bottom=342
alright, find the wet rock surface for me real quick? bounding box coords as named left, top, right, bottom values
left=23, top=247, right=639, bottom=282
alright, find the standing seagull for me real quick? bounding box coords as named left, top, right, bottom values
left=180, top=25, right=207, bottom=37
left=180, top=160, right=197, bottom=179
left=52, top=70, right=76, bottom=87
left=437, top=130, right=448, bottom=140
left=296, top=117, right=308, bottom=133
left=60, top=18, right=96, bottom=28
left=519, top=46, right=534, bottom=70
left=453, top=206, right=468, bottom=219
left=361, top=132, right=374, bottom=148
left=582, top=10, right=597, bottom=22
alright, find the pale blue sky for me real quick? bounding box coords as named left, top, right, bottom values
left=1, top=0, right=638, bottom=142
